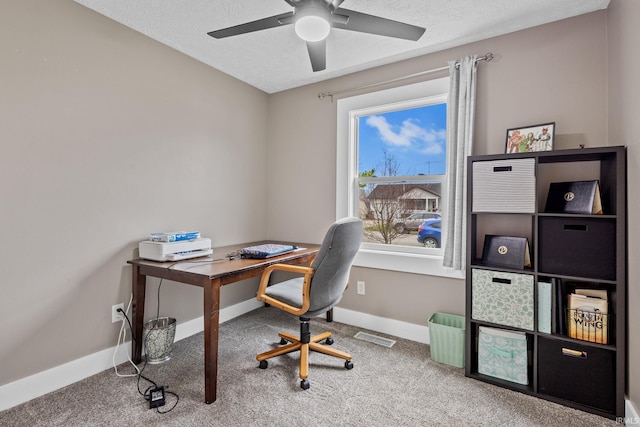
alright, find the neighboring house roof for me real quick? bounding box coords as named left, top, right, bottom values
left=367, top=183, right=441, bottom=200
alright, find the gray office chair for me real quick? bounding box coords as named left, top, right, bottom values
left=255, top=217, right=363, bottom=390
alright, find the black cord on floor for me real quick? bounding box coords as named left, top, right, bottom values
left=121, top=311, right=179, bottom=413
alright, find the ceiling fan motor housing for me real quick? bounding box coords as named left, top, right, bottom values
left=294, top=1, right=333, bottom=42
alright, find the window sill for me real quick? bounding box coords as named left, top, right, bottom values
left=353, top=248, right=465, bottom=280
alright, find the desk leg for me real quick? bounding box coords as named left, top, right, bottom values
left=131, top=265, right=146, bottom=365
left=203, top=278, right=221, bottom=404
left=326, top=308, right=333, bottom=322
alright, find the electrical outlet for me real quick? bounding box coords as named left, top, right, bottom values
left=357, top=281, right=365, bottom=295
left=112, top=303, right=125, bottom=323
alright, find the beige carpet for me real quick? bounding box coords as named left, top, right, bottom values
left=0, top=307, right=619, bottom=426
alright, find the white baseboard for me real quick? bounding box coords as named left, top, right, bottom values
left=332, top=307, right=430, bottom=344
left=0, top=298, right=262, bottom=412
left=626, top=399, right=640, bottom=425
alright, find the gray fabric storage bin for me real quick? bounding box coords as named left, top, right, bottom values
left=472, top=158, right=535, bottom=213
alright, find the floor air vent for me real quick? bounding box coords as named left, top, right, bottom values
left=354, top=332, right=396, bottom=348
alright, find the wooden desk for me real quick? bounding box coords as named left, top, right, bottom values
left=127, top=241, right=320, bottom=404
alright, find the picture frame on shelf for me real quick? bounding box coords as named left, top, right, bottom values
left=505, top=122, right=555, bottom=153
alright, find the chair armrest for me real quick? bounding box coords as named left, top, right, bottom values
left=256, top=263, right=314, bottom=316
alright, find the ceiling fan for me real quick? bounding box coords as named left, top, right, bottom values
left=207, top=0, right=425, bottom=72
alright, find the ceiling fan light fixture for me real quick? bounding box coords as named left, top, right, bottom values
left=294, top=4, right=331, bottom=42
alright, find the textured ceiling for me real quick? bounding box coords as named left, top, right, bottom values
left=74, top=0, right=610, bottom=94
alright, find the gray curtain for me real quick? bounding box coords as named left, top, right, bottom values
left=443, top=55, right=478, bottom=270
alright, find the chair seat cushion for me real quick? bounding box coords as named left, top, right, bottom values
left=265, top=277, right=305, bottom=309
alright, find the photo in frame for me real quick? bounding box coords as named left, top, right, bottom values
left=505, top=122, right=555, bottom=153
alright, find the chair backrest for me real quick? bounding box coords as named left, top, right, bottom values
left=306, top=217, right=363, bottom=317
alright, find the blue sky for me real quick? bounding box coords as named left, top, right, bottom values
left=358, top=103, right=447, bottom=176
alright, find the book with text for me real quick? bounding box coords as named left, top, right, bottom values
left=567, top=293, right=608, bottom=344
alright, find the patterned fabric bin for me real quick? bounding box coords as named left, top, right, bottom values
left=471, top=269, right=534, bottom=331
left=478, top=326, right=529, bottom=385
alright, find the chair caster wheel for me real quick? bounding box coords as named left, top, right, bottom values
left=325, top=338, right=334, bottom=345
left=300, top=379, right=310, bottom=390
left=279, top=338, right=288, bottom=345
left=259, top=360, right=268, bottom=369
left=345, top=360, right=354, bottom=370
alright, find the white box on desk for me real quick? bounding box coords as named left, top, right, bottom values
left=139, top=238, right=212, bottom=262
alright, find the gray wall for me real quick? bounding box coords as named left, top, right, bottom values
left=607, top=0, right=640, bottom=411
left=0, top=0, right=269, bottom=385
left=1, top=0, right=637, bottom=415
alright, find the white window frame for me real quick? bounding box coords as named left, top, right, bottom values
left=337, top=77, right=463, bottom=279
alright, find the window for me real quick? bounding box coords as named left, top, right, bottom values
left=337, top=77, right=463, bottom=278
left=357, top=103, right=445, bottom=248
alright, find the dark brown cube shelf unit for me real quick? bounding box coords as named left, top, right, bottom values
left=465, top=146, right=626, bottom=419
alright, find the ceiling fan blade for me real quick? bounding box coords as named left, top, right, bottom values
left=306, top=40, right=326, bottom=72
left=208, top=11, right=294, bottom=39
left=332, top=8, right=425, bottom=41
left=325, top=0, right=346, bottom=10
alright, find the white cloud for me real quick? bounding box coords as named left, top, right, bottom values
left=365, top=115, right=445, bottom=154
left=365, top=115, right=411, bottom=147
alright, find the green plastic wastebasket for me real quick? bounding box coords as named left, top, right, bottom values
left=428, top=312, right=465, bottom=368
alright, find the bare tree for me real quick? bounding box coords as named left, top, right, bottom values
left=361, top=150, right=412, bottom=244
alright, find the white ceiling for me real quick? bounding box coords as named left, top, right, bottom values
left=74, top=0, right=610, bottom=94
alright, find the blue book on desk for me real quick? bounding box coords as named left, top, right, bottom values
left=240, top=244, right=296, bottom=259
left=149, top=231, right=200, bottom=242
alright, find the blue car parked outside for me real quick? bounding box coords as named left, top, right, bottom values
left=417, top=219, right=441, bottom=248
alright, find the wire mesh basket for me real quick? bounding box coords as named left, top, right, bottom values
left=143, top=317, right=177, bottom=364
left=566, top=308, right=609, bottom=345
